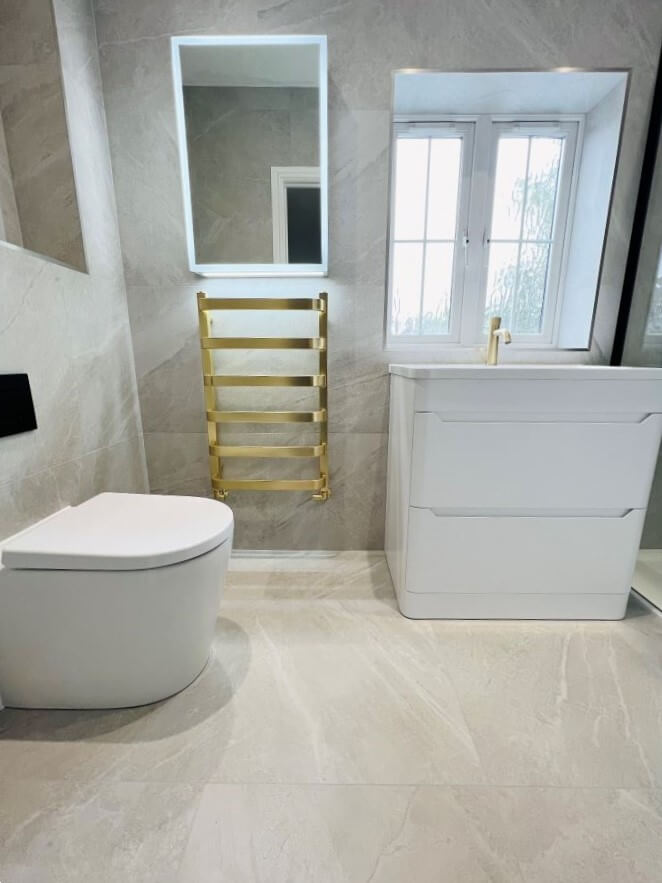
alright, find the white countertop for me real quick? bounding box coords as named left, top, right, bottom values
left=388, top=363, right=662, bottom=380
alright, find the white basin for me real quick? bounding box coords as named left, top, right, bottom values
left=389, top=363, right=662, bottom=380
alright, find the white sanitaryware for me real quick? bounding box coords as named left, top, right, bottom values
left=386, top=364, right=662, bottom=620
left=0, top=493, right=233, bottom=709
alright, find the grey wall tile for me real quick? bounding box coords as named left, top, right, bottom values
left=0, top=0, right=146, bottom=540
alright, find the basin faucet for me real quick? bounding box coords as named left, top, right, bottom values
left=486, top=316, right=512, bottom=365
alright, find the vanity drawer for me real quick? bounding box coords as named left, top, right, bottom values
left=405, top=507, right=645, bottom=595
left=410, top=413, right=662, bottom=510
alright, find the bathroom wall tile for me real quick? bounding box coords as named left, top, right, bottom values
left=0, top=469, right=62, bottom=541
left=97, top=36, right=194, bottom=288
left=0, top=0, right=146, bottom=540
left=126, top=284, right=206, bottom=433
left=328, top=109, right=391, bottom=287
left=0, top=58, right=85, bottom=270
left=54, top=435, right=148, bottom=505
left=177, top=784, right=523, bottom=883
left=0, top=778, right=202, bottom=883
left=0, top=256, right=86, bottom=481
left=0, top=437, right=147, bottom=541
left=0, top=0, right=59, bottom=66
left=143, top=432, right=210, bottom=494
left=54, top=0, right=128, bottom=286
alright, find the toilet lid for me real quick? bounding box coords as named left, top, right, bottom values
left=1, top=493, right=234, bottom=571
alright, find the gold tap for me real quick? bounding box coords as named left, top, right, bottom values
left=486, top=316, right=512, bottom=365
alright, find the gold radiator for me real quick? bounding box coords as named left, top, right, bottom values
left=197, top=292, right=330, bottom=501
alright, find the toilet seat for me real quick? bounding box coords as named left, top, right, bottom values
left=1, top=492, right=233, bottom=571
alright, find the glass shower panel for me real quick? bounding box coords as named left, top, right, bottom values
left=621, top=129, right=662, bottom=610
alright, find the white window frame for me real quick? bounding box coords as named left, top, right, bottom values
left=271, top=166, right=321, bottom=263
left=385, top=113, right=583, bottom=349
left=386, top=121, right=475, bottom=346
left=476, top=118, right=580, bottom=345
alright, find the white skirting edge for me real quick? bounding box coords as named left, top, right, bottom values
left=396, top=590, right=629, bottom=620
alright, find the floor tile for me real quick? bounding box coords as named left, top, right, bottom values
left=418, top=599, right=662, bottom=787
left=0, top=779, right=202, bottom=882
left=2, top=553, right=662, bottom=883
left=177, top=783, right=524, bottom=883
left=503, top=787, right=662, bottom=883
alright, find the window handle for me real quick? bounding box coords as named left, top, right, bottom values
left=462, top=233, right=470, bottom=267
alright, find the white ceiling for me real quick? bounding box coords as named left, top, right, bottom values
left=393, top=70, right=628, bottom=115
left=179, top=43, right=320, bottom=88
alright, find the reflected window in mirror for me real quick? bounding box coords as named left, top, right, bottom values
left=0, top=0, right=85, bottom=271
left=172, top=35, right=328, bottom=277
left=386, top=70, right=630, bottom=351
left=644, top=246, right=662, bottom=337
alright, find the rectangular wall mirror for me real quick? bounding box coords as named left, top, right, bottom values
left=172, top=35, right=328, bottom=277
left=0, top=0, right=85, bottom=272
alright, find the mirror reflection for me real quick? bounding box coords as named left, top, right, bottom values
left=173, top=36, right=327, bottom=275
left=0, top=0, right=85, bottom=271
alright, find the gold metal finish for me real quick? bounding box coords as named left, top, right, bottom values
left=207, top=409, right=326, bottom=423
left=212, top=477, right=325, bottom=493
left=486, top=316, right=513, bottom=366
left=204, top=375, right=326, bottom=387
left=211, top=444, right=326, bottom=458
left=200, top=297, right=326, bottom=312
left=201, top=336, right=326, bottom=350
left=197, top=292, right=330, bottom=501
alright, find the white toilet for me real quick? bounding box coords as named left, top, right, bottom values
left=0, top=492, right=233, bottom=710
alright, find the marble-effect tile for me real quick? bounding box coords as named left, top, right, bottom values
left=0, top=0, right=146, bottom=540
left=2, top=556, right=662, bottom=882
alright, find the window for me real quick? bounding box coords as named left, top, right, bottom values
left=389, top=124, right=473, bottom=341
left=386, top=116, right=580, bottom=347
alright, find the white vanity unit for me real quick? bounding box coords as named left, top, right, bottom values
left=385, top=364, right=662, bottom=620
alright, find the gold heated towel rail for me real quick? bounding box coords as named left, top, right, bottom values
left=197, top=292, right=330, bottom=501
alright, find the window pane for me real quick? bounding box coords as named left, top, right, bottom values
left=422, top=243, right=454, bottom=334
left=426, top=138, right=462, bottom=240
left=391, top=242, right=423, bottom=335
left=393, top=138, right=429, bottom=240
left=490, top=137, right=528, bottom=239
left=523, top=137, right=563, bottom=241
left=484, top=242, right=519, bottom=329
left=513, top=243, right=550, bottom=333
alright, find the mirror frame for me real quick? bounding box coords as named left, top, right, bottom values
left=171, top=34, right=328, bottom=278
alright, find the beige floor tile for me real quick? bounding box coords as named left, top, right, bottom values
left=503, top=787, right=662, bottom=883
left=177, top=783, right=524, bottom=883
left=0, top=779, right=202, bottom=882
left=2, top=553, right=662, bottom=883
left=415, top=596, right=662, bottom=787
left=105, top=598, right=484, bottom=786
